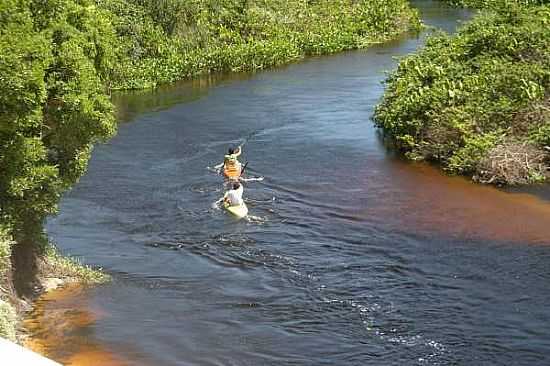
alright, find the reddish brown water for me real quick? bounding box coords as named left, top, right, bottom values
left=23, top=284, right=137, bottom=366
left=25, top=284, right=134, bottom=366
left=358, top=160, right=550, bottom=244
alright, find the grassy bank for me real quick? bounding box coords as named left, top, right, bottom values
left=375, top=2, right=550, bottom=185
left=0, top=226, right=108, bottom=341
left=41, top=244, right=110, bottom=285
left=103, top=0, right=422, bottom=89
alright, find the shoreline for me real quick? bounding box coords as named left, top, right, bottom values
left=0, top=243, right=109, bottom=352
left=23, top=282, right=132, bottom=366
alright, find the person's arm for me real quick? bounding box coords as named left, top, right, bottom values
left=234, top=146, right=242, bottom=158
left=216, top=192, right=228, bottom=206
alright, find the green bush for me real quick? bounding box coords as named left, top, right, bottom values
left=102, top=0, right=421, bottom=89
left=375, top=3, right=550, bottom=184
left=0, top=0, right=117, bottom=230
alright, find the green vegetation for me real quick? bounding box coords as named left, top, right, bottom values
left=0, top=0, right=116, bottom=232
left=103, top=0, right=422, bottom=89
left=375, top=2, right=550, bottom=185
left=42, top=244, right=110, bottom=284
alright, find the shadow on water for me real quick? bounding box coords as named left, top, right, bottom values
left=112, top=73, right=254, bottom=123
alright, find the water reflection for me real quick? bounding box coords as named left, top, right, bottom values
left=112, top=73, right=253, bottom=123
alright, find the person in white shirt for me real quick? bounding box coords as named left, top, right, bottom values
left=224, top=182, right=244, bottom=206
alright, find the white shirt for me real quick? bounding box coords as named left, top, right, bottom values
left=225, top=185, right=244, bottom=206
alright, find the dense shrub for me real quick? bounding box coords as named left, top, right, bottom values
left=0, top=0, right=116, bottom=232
left=375, top=3, right=550, bottom=184
left=99, top=0, right=421, bottom=89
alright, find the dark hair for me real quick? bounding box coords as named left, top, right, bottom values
left=232, top=182, right=240, bottom=190
left=228, top=147, right=235, bottom=154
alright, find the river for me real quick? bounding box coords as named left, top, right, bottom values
left=28, top=1, right=550, bottom=365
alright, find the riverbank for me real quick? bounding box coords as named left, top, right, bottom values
left=101, top=0, right=423, bottom=89
left=0, top=232, right=108, bottom=343
left=374, top=2, right=550, bottom=185
left=24, top=283, right=131, bottom=366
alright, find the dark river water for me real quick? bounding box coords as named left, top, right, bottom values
left=31, top=1, right=550, bottom=365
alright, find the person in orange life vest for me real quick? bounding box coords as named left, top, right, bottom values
left=222, top=146, right=242, bottom=179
